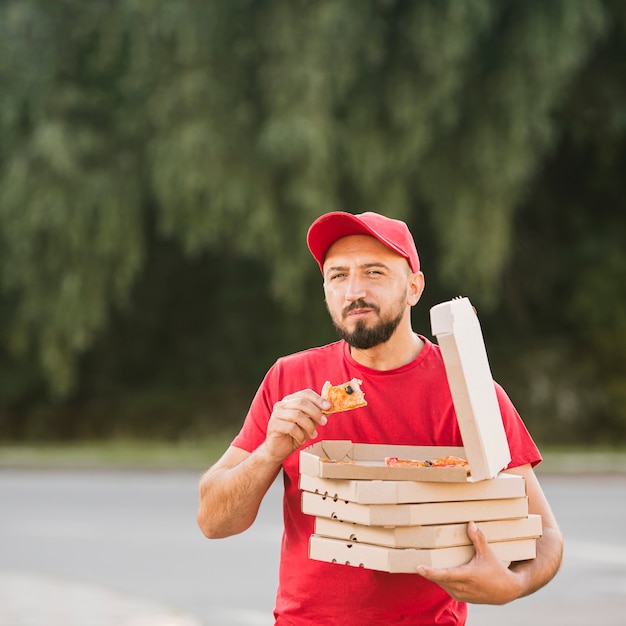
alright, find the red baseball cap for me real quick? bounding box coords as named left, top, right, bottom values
left=307, top=211, right=420, bottom=273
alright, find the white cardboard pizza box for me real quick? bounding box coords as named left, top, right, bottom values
left=430, top=296, right=511, bottom=481
left=299, top=472, right=526, bottom=505
left=309, top=535, right=537, bottom=572
left=314, top=514, right=543, bottom=549
left=301, top=491, right=529, bottom=527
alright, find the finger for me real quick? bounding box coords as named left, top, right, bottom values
left=467, top=521, right=503, bottom=569
left=299, top=391, right=332, bottom=417
left=421, top=523, right=488, bottom=578
left=416, top=547, right=476, bottom=583
left=275, top=409, right=319, bottom=437
left=289, top=388, right=331, bottom=413
left=277, top=394, right=329, bottom=426
left=416, top=564, right=456, bottom=583
left=270, top=402, right=328, bottom=444
left=270, top=417, right=314, bottom=449
left=415, top=565, right=436, bottom=580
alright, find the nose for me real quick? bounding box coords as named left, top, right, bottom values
left=344, top=275, right=367, bottom=302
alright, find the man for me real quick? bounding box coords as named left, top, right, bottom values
left=197, top=211, right=563, bottom=625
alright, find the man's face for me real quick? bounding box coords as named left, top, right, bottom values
left=322, top=235, right=417, bottom=349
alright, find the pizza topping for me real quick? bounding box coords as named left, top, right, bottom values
left=385, top=457, right=430, bottom=468
left=385, top=455, right=470, bottom=474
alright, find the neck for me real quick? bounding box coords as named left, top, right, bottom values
left=349, top=325, right=424, bottom=371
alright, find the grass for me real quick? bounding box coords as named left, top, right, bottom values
left=1, top=438, right=626, bottom=474
left=538, top=447, right=626, bottom=475
left=0, top=434, right=236, bottom=471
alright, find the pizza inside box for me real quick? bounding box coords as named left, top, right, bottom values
left=299, top=297, right=542, bottom=572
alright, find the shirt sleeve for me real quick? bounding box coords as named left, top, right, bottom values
left=230, top=363, right=277, bottom=453
left=495, top=382, right=542, bottom=469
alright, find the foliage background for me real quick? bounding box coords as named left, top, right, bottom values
left=1, top=0, right=625, bottom=445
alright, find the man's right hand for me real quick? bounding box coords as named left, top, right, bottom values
left=261, top=389, right=331, bottom=463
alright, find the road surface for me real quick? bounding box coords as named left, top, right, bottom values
left=1, top=468, right=625, bottom=625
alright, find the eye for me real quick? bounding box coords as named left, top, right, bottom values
left=328, top=272, right=347, bottom=281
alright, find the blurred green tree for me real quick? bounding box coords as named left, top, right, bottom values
left=0, top=0, right=624, bottom=442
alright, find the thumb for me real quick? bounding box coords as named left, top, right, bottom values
left=467, top=521, right=488, bottom=555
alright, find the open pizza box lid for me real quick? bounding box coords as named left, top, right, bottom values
left=430, top=296, right=511, bottom=480
left=300, top=297, right=511, bottom=482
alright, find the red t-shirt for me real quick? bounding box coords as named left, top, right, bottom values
left=232, top=337, right=541, bottom=626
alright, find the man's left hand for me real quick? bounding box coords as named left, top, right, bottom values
left=416, top=521, right=524, bottom=605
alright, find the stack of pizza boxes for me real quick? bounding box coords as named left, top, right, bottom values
left=299, top=297, right=542, bottom=573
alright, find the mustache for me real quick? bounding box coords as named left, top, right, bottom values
left=342, top=299, right=380, bottom=319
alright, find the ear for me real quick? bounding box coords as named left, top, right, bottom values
left=407, top=271, right=425, bottom=306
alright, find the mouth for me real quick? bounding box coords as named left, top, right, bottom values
left=343, top=301, right=379, bottom=321
left=345, top=308, right=373, bottom=321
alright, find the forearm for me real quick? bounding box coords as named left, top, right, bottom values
left=197, top=444, right=281, bottom=539
left=504, top=465, right=564, bottom=602
left=508, top=522, right=563, bottom=600
left=197, top=388, right=329, bottom=539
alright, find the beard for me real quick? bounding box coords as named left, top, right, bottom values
left=330, top=298, right=405, bottom=350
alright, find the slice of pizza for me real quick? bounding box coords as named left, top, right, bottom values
left=385, top=455, right=470, bottom=474
left=430, top=455, right=470, bottom=471
left=321, top=378, right=367, bottom=414
left=385, top=457, right=430, bottom=468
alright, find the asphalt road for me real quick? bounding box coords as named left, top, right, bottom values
left=1, top=468, right=625, bottom=625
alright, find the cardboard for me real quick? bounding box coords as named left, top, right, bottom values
left=300, top=440, right=472, bottom=482
left=299, top=472, right=526, bottom=504
left=430, top=297, right=511, bottom=480
left=314, top=514, right=543, bottom=549
left=302, top=491, right=529, bottom=527
left=309, top=535, right=537, bottom=572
